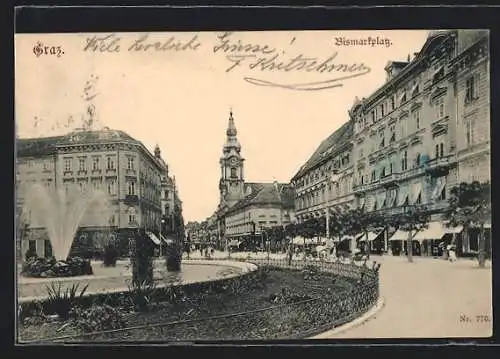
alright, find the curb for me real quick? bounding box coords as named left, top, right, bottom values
left=18, top=260, right=257, bottom=304
left=308, top=297, right=386, bottom=339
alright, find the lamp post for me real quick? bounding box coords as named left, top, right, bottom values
left=159, top=218, right=165, bottom=257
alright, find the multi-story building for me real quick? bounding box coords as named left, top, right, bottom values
left=215, top=111, right=295, bottom=248
left=290, top=30, right=490, bottom=257
left=16, top=127, right=180, bottom=259
left=348, top=29, right=490, bottom=256
left=290, top=120, right=355, bottom=248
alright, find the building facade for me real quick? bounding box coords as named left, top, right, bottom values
left=16, top=128, right=180, bottom=259
left=290, top=30, right=490, bottom=257
left=215, top=111, right=295, bottom=248
left=349, top=29, right=490, bottom=256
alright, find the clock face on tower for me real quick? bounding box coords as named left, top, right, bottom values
left=229, top=157, right=239, bottom=166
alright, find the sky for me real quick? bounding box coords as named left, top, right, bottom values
left=15, top=30, right=430, bottom=222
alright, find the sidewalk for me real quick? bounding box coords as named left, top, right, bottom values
left=318, top=254, right=492, bottom=338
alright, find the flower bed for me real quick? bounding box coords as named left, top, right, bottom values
left=18, top=258, right=380, bottom=342
left=21, top=257, right=93, bottom=278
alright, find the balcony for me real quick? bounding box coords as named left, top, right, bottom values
left=63, top=170, right=73, bottom=178
left=76, top=170, right=88, bottom=178
left=124, top=194, right=139, bottom=204
left=353, top=180, right=378, bottom=194
left=399, top=165, right=426, bottom=181
left=125, top=168, right=137, bottom=176
left=379, top=173, right=401, bottom=188
left=425, top=154, right=457, bottom=176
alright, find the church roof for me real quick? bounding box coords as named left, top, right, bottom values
left=291, top=120, right=353, bottom=181
left=227, top=182, right=294, bottom=213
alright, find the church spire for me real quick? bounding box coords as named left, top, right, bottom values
left=226, top=109, right=237, bottom=137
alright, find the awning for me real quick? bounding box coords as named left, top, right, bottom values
left=357, top=196, right=366, bottom=209
left=340, top=235, right=355, bottom=242
left=387, top=188, right=397, bottom=207
left=389, top=229, right=411, bottom=241
left=146, top=232, right=161, bottom=245
left=413, top=221, right=446, bottom=242
left=432, top=176, right=446, bottom=200
left=443, top=224, right=464, bottom=234
left=397, top=186, right=409, bottom=206
left=358, top=231, right=382, bottom=242
left=229, top=239, right=240, bottom=247
left=365, top=195, right=375, bottom=212
left=160, top=234, right=174, bottom=245
left=410, top=183, right=422, bottom=205
left=377, top=191, right=387, bottom=210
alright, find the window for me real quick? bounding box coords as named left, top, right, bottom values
left=415, top=153, right=421, bottom=167
left=371, top=111, right=375, bottom=123
left=400, top=117, right=407, bottom=137
left=79, top=158, right=86, bottom=171
left=389, top=162, right=393, bottom=174
left=466, top=117, right=476, bottom=146
left=64, top=158, right=72, bottom=171
left=439, top=185, right=446, bottom=201
left=436, top=97, right=445, bottom=119
left=391, top=96, right=395, bottom=110
left=230, top=167, right=236, bottom=178
left=107, top=180, right=116, bottom=195
left=401, top=151, right=408, bottom=171
left=127, top=157, right=135, bottom=170
left=379, top=135, right=385, bottom=149
left=128, top=207, right=136, bottom=224
left=371, top=170, right=376, bottom=182
left=401, top=92, right=407, bottom=104
left=412, top=109, right=421, bottom=130
left=465, top=73, right=480, bottom=103
left=107, top=157, right=115, bottom=170
left=92, top=157, right=100, bottom=170
left=381, top=103, right=385, bottom=117
left=381, top=167, right=386, bottom=177
left=389, top=125, right=396, bottom=143
left=435, top=143, right=445, bottom=158
left=416, top=193, right=422, bottom=204
left=43, top=162, right=49, bottom=171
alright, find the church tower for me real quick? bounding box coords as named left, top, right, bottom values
left=219, top=110, right=245, bottom=207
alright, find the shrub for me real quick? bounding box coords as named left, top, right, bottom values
left=127, top=279, right=158, bottom=312
left=70, top=304, right=126, bottom=333
left=25, top=248, right=38, bottom=262
left=103, top=244, right=118, bottom=267
left=45, top=282, right=88, bottom=319
left=21, top=256, right=93, bottom=278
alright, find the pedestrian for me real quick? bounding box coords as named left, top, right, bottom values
left=448, top=244, right=457, bottom=262
left=211, top=246, right=215, bottom=257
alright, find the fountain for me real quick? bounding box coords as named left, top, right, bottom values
left=23, top=182, right=113, bottom=262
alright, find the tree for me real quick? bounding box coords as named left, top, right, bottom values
left=389, top=205, right=430, bottom=263
left=445, top=181, right=491, bottom=268
left=341, top=208, right=385, bottom=258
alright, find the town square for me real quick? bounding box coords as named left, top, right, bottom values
left=15, top=29, right=491, bottom=342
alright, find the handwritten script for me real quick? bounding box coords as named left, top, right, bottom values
left=82, top=32, right=372, bottom=91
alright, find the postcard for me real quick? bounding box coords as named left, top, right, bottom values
left=15, top=29, right=492, bottom=343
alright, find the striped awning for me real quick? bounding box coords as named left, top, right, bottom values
left=397, top=185, right=409, bottom=206
left=413, top=222, right=446, bottom=242
left=358, top=231, right=382, bottom=242
left=160, top=234, right=174, bottom=244
left=389, top=229, right=411, bottom=241
left=146, top=232, right=161, bottom=245
left=432, top=176, right=446, bottom=200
